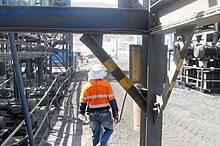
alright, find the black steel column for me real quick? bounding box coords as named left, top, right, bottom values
left=147, top=34, right=164, bottom=146
left=140, top=35, right=148, bottom=146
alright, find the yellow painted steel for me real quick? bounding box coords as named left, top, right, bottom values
left=176, top=59, right=184, bottom=71
left=103, top=58, right=117, bottom=72
left=165, top=59, right=184, bottom=97
left=168, top=81, right=175, bottom=91
left=165, top=81, right=175, bottom=97
left=119, top=77, right=133, bottom=90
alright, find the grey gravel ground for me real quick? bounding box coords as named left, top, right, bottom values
left=39, top=69, right=140, bottom=146
left=163, top=86, right=220, bottom=146
left=39, top=55, right=220, bottom=146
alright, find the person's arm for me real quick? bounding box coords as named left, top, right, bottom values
left=107, top=82, right=119, bottom=123
left=78, top=85, right=88, bottom=121
left=79, top=85, right=88, bottom=115
left=109, top=99, right=118, bottom=115
left=79, top=102, right=87, bottom=115
left=109, top=99, right=119, bottom=123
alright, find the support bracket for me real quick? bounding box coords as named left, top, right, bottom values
left=155, top=25, right=196, bottom=123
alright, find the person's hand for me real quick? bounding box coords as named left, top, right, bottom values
left=113, top=113, right=119, bottom=124
left=78, top=113, right=87, bottom=122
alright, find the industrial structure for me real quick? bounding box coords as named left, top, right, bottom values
left=177, top=23, right=220, bottom=93
left=0, top=0, right=219, bottom=146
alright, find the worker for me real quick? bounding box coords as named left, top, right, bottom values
left=78, top=64, right=119, bottom=146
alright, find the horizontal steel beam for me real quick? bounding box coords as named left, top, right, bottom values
left=0, top=52, right=52, bottom=61
left=0, top=6, right=149, bottom=34
left=151, top=0, right=220, bottom=34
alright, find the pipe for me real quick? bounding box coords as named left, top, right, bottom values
left=8, top=33, right=35, bottom=146
left=119, top=92, right=127, bottom=122
left=1, top=121, right=25, bottom=146
left=213, top=23, right=220, bottom=45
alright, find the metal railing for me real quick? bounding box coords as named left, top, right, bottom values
left=179, top=65, right=220, bottom=92
left=1, top=66, right=74, bottom=146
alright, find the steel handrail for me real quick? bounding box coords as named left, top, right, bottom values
left=1, top=66, right=74, bottom=146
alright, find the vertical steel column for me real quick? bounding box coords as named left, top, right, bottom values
left=147, top=34, right=164, bottom=146
left=116, top=35, right=119, bottom=60
left=8, top=33, right=34, bottom=146
left=26, top=59, right=31, bottom=80
left=37, top=58, right=43, bottom=87
left=69, top=34, right=73, bottom=67
left=49, top=56, right=53, bottom=79
left=65, top=34, right=69, bottom=69
left=14, top=74, right=19, bottom=98
left=141, top=1, right=149, bottom=145
left=30, top=60, right=34, bottom=79
left=145, top=0, right=166, bottom=145
left=6, top=63, right=11, bottom=88
left=118, top=1, right=148, bottom=145
left=140, top=35, right=148, bottom=146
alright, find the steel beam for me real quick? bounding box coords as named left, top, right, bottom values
left=0, top=6, right=148, bottom=34
left=146, top=33, right=165, bottom=146
left=0, top=52, right=51, bottom=61
left=80, top=34, right=147, bottom=112
left=160, top=26, right=196, bottom=114
left=151, top=0, right=220, bottom=33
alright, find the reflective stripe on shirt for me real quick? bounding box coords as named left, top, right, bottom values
left=82, top=93, right=114, bottom=100
left=89, top=103, right=110, bottom=108
left=87, top=94, right=107, bottom=99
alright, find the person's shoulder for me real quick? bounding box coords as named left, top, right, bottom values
left=101, top=80, right=111, bottom=85
left=101, top=79, right=109, bottom=83
left=82, top=81, right=92, bottom=88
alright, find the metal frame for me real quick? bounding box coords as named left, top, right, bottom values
left=0, top=6, right=148, bottom=34
left=151, top=0, right=220, bottom=33
left=0, top=0, right=220, bottom=145
left=1, top=67, right=74, bottom=145
left=179, top=65, right=220, bottom=92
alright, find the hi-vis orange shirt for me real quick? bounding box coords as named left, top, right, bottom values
left=80, top=79, right=115, bottom=109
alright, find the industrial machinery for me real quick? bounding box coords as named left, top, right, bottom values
left=178, top=23, right=220, bottom=93
left=0, top=0, right=78, bottom=143
left=0, top=32, right=76, bottom=145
